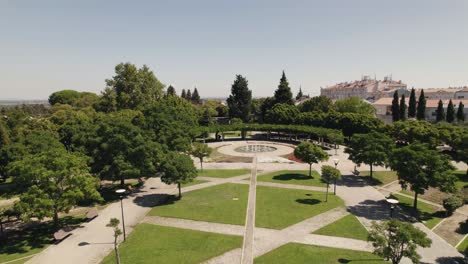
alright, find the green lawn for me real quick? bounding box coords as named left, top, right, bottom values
left=256, top=170, right=326, bottom=187
left=0, top=216, right=85, bottom=263
left=256, top=186, right=344, bottom=229
left=197, top=169, right=251, bottom=178
left=149, top=183, right=248, bottom=225
left=254, top=243, right=387, bottom=264
left=360, top=171, right=398, bottom=186
left=101, top=224, right=243, bottom=264
left=312, top=214, right=369, bottom=241
left=182, top=179, right=208, bottom=187
left=457, top=236, right=468, bottom=254
left=393, top=193, right=445, bottom=229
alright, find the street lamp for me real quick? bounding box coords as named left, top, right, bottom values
left=333, top=159, right=339, bottom=195
left=386, top=198, right=399, bottom=218
left=116, top=189, right=127, bottom=241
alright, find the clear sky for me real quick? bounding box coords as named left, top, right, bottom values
left=1, top=0, right=468, bottom=100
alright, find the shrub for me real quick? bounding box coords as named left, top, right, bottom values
left=443, top=194, right=463, bottom=215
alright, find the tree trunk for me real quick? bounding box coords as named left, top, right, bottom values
left=178, top=183, right=182, bottom=198
left=114, top=237, right=121, bottom=264
left=413, top=192, right=418, bottom=211
left=200, top=158, right=203, bottom=172
left=309, top=164, right=312, bottom=178
left=0, top=220, right=3, bottom=236
left=334, top=179, right=337, bottom=195
left=369, top=163, right=373, bottom=179
left=53, top=210, right=59, bottom=228
left=120, top=177, right=125, bottom=188
left=325, top=182, right=329, bottom=202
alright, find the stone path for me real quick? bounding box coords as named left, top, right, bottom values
left=142, top=206, right=364, bottom=264
left=240, top=156, right=257, bottom=264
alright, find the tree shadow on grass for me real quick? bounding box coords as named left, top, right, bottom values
left=272, top=173, right=313, bottom=181
left=347, top=199, right=393, bottom=221
left=435, top=256, right=466, bottom=264
left=295, top=198, right=320, bottom=205
left=456, top=219, right=468, bottom=235
left=338, top=258, right=384, bottom=263
left=0, top=216, right=85, bottom=256
left=133, top=193, right=175, bottom=208
left=390, top=195, right=445, bottom=224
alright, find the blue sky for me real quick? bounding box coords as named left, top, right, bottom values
left=1, top=0, right=468, bottom=99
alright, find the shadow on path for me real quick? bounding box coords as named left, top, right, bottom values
left=133, top=193, right=174, bottom=208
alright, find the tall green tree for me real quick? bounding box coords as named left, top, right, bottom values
left=9, top=149, right=101, bottom=227
left=259, top=97, right=276, bottom=123
left=408, top=88, right=417, bottom=118
left=48, top=90, right=81, bottom=105
left=90, top=113, right=162, bottom=186
left=435, top=99, right=445, bottom=122
left=446, top=99, right=455, bottom=123
left=191, top=88, right=201, bottom=104
left=345, top=131, right=394, bottom=178
left=368, top=219, right=431, bottom=264
left=143, top=96, right=199, bottom=152
left=294, top=142, right=329, bottom=178
left=160, top=152, right=197, bottom=198
left=181, top=89, right=186, bottom=99
left=399, top=94, right=406, bottom=121
left=227, top=75, right=252, bottom=122
left=391, top=91, right=400, bottom=122
left=389, top=144, right=456, bottom=210
left=191, top=142, right=212, bottom=172
left=99, top=63, right=164, bottom=111
left=457, top=101, right=465, bottom=122
left=166, top=85, right=176, bottom=97
left=273, top=71, right=294, bottom=105
left=295, top=87, right=303, bottom=100
left=186, top=89, right=192, bottom=101
left=416, top=90, right=426, bottom=120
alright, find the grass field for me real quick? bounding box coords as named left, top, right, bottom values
left=101, top=224, right=243, bottom=264
left=254, top=243, right=387, bottom=264
left=256, top=170, right=326, bottom=187
left=149, top=183, right=248, bottom=225
left=197, top=169, right=251, bottom=178
left=360, top=171, right=398, bottom=186
left=393, top=193, right=445, bottom=229
left=312, top=214, right=369, bottom=241
left=457, top=236, right=468, bottom=254
left=256, top=186, right=344, bottom=229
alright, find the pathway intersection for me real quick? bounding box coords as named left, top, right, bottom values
left=24, top=142, right=465, bottom=264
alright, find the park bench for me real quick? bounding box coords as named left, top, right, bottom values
left=86, top=208, right=99, bottom=222
left=53, top=228, right=72, bottom=243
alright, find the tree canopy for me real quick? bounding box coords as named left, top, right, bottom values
left=334, top=97, right=374, bottom=115
left=160, top=152, right=197, bottom=198
left=345, top=131, right=394, bottom=178
left=416, top=90, right=426, bottom=120
left=389, top=143, right=456, bottom=210
left=9, top=148, right=101, bottom=227
left=98, top=63, right=164, bottom=111
left=265, top=103, right=300, bottom=124
left=392, top=91, right=400, bottom=122
left=294, top=142, right=329, bottom=178
left=408, top=88, right=417, bottom=118
left=368, top=219, right=431, bottom=264
left=435, top=99, right=445, bottom=122
left=299, top=96, right=334, bottom=113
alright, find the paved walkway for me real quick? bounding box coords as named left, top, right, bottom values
left=240, top=156, right=257, bottom=264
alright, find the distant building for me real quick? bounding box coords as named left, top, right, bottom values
left=373, top=97, right=468, bottom=123
left=415, top=88, right=466, bottom=100
left=320, top=76, right=408, bottom=102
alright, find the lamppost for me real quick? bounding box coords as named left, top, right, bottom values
left=333, top=159, right=339, bottom=195
left=116, top=189, right=127, bottom=241
left=386, top=198, right=399, bottom=218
